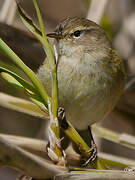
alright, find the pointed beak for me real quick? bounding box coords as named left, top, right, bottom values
left=47, top=32, right=63, bottom=39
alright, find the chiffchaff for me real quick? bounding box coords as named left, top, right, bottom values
left=37, top=17, right=125, bottom=130
left=37, top=18, right=126, bottom=163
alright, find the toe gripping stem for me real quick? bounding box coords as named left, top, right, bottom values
left=58, top=107, right=98, bottom=166
left=82, top=126, right=97, bottom=167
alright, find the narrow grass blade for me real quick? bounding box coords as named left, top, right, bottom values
left=0, top=67, right=36, bottom=93
left=16, top=2, right=43, bottom=43
left=1, top=71, right=48, bottom=112
left=0, top=38, right=50, bottom=108
left=0, top=92, right=49, bottom=119
left=1, top=72, right=25, bottom=91
left=92, top=124, right=135, bottom=150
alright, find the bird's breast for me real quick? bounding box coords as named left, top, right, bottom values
left=57, top=52, right=125, bottom=129
left=37, top=51, right=125, bottom=130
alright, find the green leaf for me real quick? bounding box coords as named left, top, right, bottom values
left=0, top=60, right=23, bottom=75
left=16, top=2, right=43, bottom=43
left=17, top=1, right=55, bottom=70
left=0, top=67, right=36, bottom=93
left=100, top=15, right=113, bottom=41
left=0, top=38, right=50, bottom=108
left=28, top=93, right=48, bottom=112
left=1, top=72, right=25, bottom=91
left=16, top=1, right=54, bottom=109
left=85, top=0, right=91, bottom=8
left=1, top=71, right=47, bottom=108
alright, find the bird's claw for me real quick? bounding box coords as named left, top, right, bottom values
left=58, top=107, right=69, bottom=130
left=58, top=107, right=65, bottom=120
left=81, top=141, right=97, bottom=167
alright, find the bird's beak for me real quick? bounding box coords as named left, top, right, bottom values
left=47, top=32, right=63, bottom=39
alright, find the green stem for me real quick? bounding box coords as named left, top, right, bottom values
left=64, top=121, right=106, bottom=169
left=65, top=121, right=90, bottom=152
left=32, top=0, right=55, bottom=66
left=32, top=0, right=58, bottom=117
left=33, top=0, right=62, bottom=160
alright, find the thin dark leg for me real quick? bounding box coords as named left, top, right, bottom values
left=88, top=126, right=95, bottom=144
left=82, top=126, right=97, bottom=166
left=58, top=108, right=98, bottom=166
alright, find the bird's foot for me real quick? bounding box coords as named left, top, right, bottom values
left=81, top=126, right=98, bottom=167
left=58, top=107, right=69, bottom=130
left=17, top=175, right=32, bottom=180
left=124, top=166, right=135, bottom=172
left=81, top=141, right=97, bottom=167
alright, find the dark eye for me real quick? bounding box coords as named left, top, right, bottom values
left=73, top=30, right=81, bottom=37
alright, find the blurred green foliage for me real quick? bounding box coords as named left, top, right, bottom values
left=100, top=15, right=114, bottom=41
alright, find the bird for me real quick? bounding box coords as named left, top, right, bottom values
left=37, top=17, right=126, bottom=163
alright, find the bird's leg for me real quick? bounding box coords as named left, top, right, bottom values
left=58, top=107, right=69, bottom=130
left=81, top=126, right=97, bottom=167
left=58, top=107, right=98, bottom=167
left=58, top=107, right=91, bottom=154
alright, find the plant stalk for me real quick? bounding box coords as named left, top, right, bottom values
left=33, top=0, right=65, bottom=165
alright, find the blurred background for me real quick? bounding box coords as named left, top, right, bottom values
left=0, top=0, right=135, bottom=179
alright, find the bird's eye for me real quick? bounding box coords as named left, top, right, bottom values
left=73, top=30, right=81, bottom=37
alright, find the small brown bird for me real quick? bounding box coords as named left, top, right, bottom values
left=37, top=17, right=126, bottom=162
